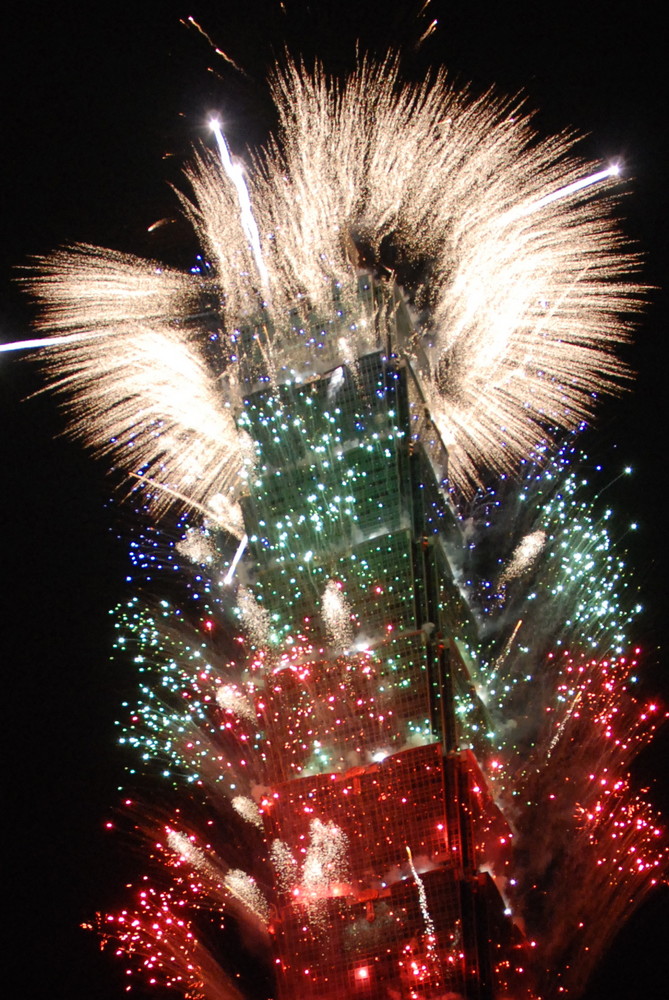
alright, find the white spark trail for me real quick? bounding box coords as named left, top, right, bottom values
left=513, top=164, right=621, bottom=219
left=209, top=121, right=270, bottom=293
left=0, top=330, right=102, bottom=353
left=224, top=534, right=248, bottom=586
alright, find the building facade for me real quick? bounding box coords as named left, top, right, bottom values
left=234, top=276, right=530, bottom=999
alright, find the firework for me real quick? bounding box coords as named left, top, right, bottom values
left=98, top=892, right=245, bottom=1000
left=19, top=59, right=642, bottom=505
left=20, top=55, right=665, bottom=1000
left=320, top=580, right=355, bottom=650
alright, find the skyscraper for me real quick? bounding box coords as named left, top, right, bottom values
left=233, top=274, right=529, bottom=999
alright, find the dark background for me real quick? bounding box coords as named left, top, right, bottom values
left=1, top=3, right=666, bottom=998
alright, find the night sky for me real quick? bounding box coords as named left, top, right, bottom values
left=1, top=3, right=667, bottom=999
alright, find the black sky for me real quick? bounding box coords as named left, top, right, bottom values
left=1, top=3, right=667, bottom=999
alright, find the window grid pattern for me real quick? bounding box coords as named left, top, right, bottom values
left=265, top=746, right=470, bottom=1000
left=232, top=345, right=530, bottom=999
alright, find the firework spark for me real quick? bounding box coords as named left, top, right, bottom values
left=506, top=654, right=667, bottom=997
left=236, top=585, right=272, bottom=647
left=99, top=886, right=243, bottom=1000
left=24, top=59, right=642, bottom=503
left=320, top=579, right=354, bottom=649
left=498, top=529, right=547, bottom=586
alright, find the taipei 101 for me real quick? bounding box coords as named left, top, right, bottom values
left=1, top=4, right=666, bottom=1000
